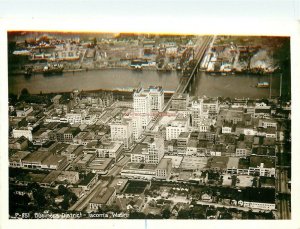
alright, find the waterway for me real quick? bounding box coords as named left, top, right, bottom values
left=8, top=69, right=281, bottom=99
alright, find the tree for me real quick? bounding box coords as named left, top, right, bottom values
left=248, top=210, right=255, bottom=219
left=61, top=197, right=70, bottom=210
left=129, top=211, right=146, bottom=219
left=177, top=209, right=191, bottom=219
left=33, top=189, right=47, bottom=206
left=93, top=37, right=97, bottom=47
left=162, top=208, right=171, bottom=219
left=21, top=88, right=29, bottom=96
left=58, top=185, right=69, bottom=196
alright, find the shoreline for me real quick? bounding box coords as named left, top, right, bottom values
left=9, top=65, right=276, bottom=76
left=11, top=87, right=175, bottom=97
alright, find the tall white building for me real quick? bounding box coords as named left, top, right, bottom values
left=147, top=137, right=164, bottom=164
left=133, top=88, right=151, bottom=129
left=110, top=118, right=133, bottom=149
left=166, top=117, right=189, bottom=140
left=147, top=86, right=164, bottom=112
left=130, top=136, right=165, bottom=164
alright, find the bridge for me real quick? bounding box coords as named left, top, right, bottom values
left=147, top=35, right=213, bottom=131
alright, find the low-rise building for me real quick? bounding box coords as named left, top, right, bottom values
left=180, top=156, right=208, bottom=170
left=78, top=173, right=98, bottom=191
left=155, top=158, right=172, bottom=180
left=72, top=153, right=96, bottom=170
left=9, top=151, right=30, bottom=167
left=9, top=136, right=28, bottom=150
left=235, top=141, right=251, bottom=157
left=61, top=144, right=84, bottom=162
left=89, top=187, right=116, bottom=210
left=121, top=163, right=156, bottom=180
left=56, top=171, right=80, bottom=184
left=40, top=154, right=68, bottom=170
left=16, top=106, right=33, bottom=117
left=240, top=188, right=276, bottom=210
left=12, top=128, right=32, bottom=141
left=96, top=142, right=124, bottom=160
left=166, top=117, right=189, bottom=140
left=87, top=157, right=114, bottom=174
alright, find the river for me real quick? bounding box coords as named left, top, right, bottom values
left=8, top=69, right=281, bottom=99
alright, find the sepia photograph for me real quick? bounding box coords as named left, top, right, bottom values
left=7, top=31, right=291, bottom=220
left=1, top=1, right=300, bottom=229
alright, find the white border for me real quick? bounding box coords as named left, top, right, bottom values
left=1, top=3, right=300, bottom=229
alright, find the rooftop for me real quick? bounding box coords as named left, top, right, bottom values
left=157, top=158, right=172, bottom=169
left=42, top=154, right=67, bottom=166
left=22, top=151, right=51, bottom=163
left=238, top=157, right=250, bottom=169
left=9, top=151, right=30, bottom=162
left=208, top=156, right=229, bottom=169
left=41, top=170, right=61, bottom=184
left=178, top=132, right=190, bottom=139
left=123, top=163, right=156, bottom=171
left=249, top=155, right=275, bottom=168
left=131, top=143, right=148, bottom=155
left=78, top=173, right=97, bottom=186
left=173, top=93, right=189, bottom=100
left=227, top=157, right=239, bottom=169
left=87, top=157, right=113, bottom=171
left=90, top=187, right=115, bottom=204
left=260, top=177, right=276, bottom=187
left=242, top=187, right=275, bottom=204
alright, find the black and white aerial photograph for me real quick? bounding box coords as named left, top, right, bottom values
left=7, top=31, right=291, bottom=220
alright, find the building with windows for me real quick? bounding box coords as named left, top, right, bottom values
left=130, top=137, right=164, bottom=164
left=171, top=93, right=189, bottom=110
left=133, top=88, right=151, bottom=129
left=166, top=117, right=189, bottom=140
left=110, top=118, right=133, bottom=149
left=202, top=97, right=219, bottom=118
left=16, top=106, right=33, bottom=117
left=155, top=158, right=172, bottom=179
left=147, top=86, right=164, bottom=112
left=258, top=119, right=277, bottom=129
left=78, top=173, right=98, bottom=191
left=66, top=112, right=82, bottom=124
left=121, top=163, right=156, bottom=180
left=96, top=142, right=123, bottom=160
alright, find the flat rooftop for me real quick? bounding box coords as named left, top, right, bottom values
left=42, top=154, right=67, bottom=166
left=90, top=187, right=115, bottom=204
left=208, top=156, right=229, bottom=170
left=227, top=157, right=239, bottom=169
left=157, top=158, right=172, bottom=169
left=78, top=173, right=97, bottom=186
left=123, top=163, right=156, bottom=171
left=22, top=151, right=51, bottom=163
left=249, top=155, right=275, bottom=168
left=131, top=143, right=148, bottom=155
left=88, top=157, right=113, bottom=171
left=9, top=151, right=30, bottom=162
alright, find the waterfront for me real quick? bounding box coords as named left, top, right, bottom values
left=8, top=69, right=181, bottom=95
left=9, top=69, right=281, bottom=99
left=191, top=71, right=281, bottom=98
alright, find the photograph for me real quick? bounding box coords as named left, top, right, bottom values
left=7, top=31, right=291, bottom=220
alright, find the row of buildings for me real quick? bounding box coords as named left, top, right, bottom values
left=8, top=84, right=291, bottom=212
